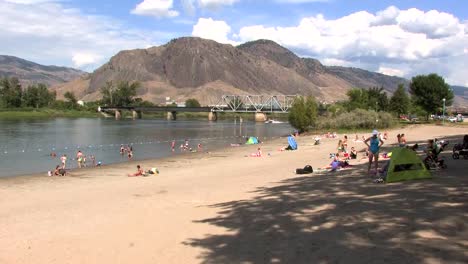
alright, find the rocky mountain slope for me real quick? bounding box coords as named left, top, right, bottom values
left=0, top=55, right=85, bottom=87
left=49, top=37, right=467, bottom=107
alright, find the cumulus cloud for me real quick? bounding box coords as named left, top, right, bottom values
left=72, top=53, right=102, bottom=68
left=0, top=1, right=170, bottom=70
left=224, top=7, right=468, bottom=85
left=131, top=0, right=179, bottom=18
left=192, top=17, right=237, bottom=45
left=397, top=8, right=462, bottom=39
left=198, top=0, right=239, bottom=9
left=378, top=67, right=404, bottom=77
left=275, top=0, right=330, bottom=3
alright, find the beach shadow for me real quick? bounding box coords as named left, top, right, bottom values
left=185, top=136, right=468, bottom=263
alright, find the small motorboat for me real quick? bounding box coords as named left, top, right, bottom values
left=265, top=119, right=284, bottom=124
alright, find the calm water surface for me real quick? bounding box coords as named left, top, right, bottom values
left=0, top=118, right=292, bottom=177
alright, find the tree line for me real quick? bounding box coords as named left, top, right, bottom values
left=288, top=73, right=455, bottom=132
left=0, top=77, right=202, bottom=111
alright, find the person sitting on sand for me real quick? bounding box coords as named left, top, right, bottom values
left=400, top=134, right=407, bottom=147
left=337, top=140, right=346, bottom=154
left=128, top=165, right=144, bottom=177
left=408, top=144, right=419, bottom=152
left=54, top=165, right=66, bottom=176
left=350, top=147, right=357, bottom=159
left=250, top=147, right=262, bottom=157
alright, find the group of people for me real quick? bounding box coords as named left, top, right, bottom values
left=49, top=150, right=98, bottom=176
left=120, top=145, right=134, bottom=159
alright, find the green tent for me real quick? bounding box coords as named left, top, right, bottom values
left=385, top=147, right=431, bottom=183
left=246, top=137, right=259, bottom=145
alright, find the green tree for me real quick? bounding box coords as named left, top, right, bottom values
left=64, top=91, right=78, bottom=109
left=409, top=74, right=454, bottom=118
left=22, top=84, right=55, bottom=108
left=100, top=81, right=114, bottom=105
left=288, top=96, right=318, bottom=132
left=305, top=96, right=318, bottom=127
left=100, top=81, right=139, bottom=106
left=389, top=84, right=410, bottom=116
left=345, top=88, right=368, bottom=110
left=0, top=77, right=22, bottom=108
left=185, top=98, right=201, bottom=108
left=367, top=87, right=389, bottom=112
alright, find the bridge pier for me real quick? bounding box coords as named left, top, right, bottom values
left=255, top=112, right=267, bottom=122
left=208, top=112, right=218, bottom=121
left=115, top=110, right=122, bottom=120
left=167, top=111, right=177, bottom=121
left=132, top=110, right=142, bottom=120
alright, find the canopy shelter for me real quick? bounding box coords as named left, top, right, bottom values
left=386, top=147, right=431, bottom=183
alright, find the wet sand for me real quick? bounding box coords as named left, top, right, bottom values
left=0, top=125, right=467, bottom=263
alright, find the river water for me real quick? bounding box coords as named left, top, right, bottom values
left=0, top=118, right=292, bottom=177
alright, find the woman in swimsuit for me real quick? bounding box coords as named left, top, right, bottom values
left=365, top=130, right=384, bottom=175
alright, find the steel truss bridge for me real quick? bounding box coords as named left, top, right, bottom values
left=210, top=95, right=297, bottom=113
left=98, top=95, right=298, bottom=120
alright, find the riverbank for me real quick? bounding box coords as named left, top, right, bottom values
left=0, top=108, right=100, bottom=118
left=1, top=125, right=467, bottom=263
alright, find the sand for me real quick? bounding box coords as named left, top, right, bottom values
left=0, top=125, right=467, bottom=264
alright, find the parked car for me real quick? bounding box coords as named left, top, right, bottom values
left=448, top=116, right=457, bottom=123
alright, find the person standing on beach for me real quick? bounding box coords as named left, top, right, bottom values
left=171, top=140, right=176, bottom=152
left=60, top=154, right=67, bottom=169
left=76, top=150, right=84, bottom=168
left=120, top=145, right=125, bottom=155
left=364, top=130, right=384, bottom=175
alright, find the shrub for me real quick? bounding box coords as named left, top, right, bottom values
left=317, top=109, right=395, bottom=130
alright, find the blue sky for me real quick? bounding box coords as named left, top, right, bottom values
left=0, top=0, right=467, bottom=85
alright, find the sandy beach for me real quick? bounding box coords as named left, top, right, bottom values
left=1, top=125, right=467, bottom=263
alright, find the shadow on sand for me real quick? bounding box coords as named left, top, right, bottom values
left=185, top=135, right=468, bottom=264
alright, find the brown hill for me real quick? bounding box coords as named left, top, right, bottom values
left=0, top=55, right=85, bottom=87
left=54, top=37, right=467, bottom=107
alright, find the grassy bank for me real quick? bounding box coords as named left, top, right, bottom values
left=0, top=109, right=100, bottom=119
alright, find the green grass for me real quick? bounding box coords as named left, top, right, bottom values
left=0, top=109, right=100, bottom=119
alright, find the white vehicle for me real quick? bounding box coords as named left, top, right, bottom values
left=448, top=116, right=457, bottom=123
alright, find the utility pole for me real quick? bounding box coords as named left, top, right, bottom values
left=442, top=98, right=446, bottom=125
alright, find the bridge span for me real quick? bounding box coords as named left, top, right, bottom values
left=99, top=95, right=297, bottom=121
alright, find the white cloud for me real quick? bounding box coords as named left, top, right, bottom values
left=225, top=7, right=468, bottom=85
left=72, top=53, right=102, bottom=68
left=397, top=8, right=462, bottom=39
left=0, top=1, right=171, bottom=70
left=131, top=0, right=179, bottom=18
left=275, top=0, right=330, bottom=3
left=3, top=0, right=53, bottom=3
left=371, top=5, right=399, bottom=26
left=378, top=67, right=404, bottom=77
left=198, top=0, right=239, bottom=9
left=192, top=17, right=237, bottom=45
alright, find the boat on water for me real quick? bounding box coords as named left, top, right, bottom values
left=265, top=119, right=284, bottom=124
